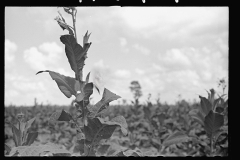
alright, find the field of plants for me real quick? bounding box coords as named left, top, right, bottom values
left=4, top=7, right=228, bottom=156
left=5, top=87, right=228, bottom=156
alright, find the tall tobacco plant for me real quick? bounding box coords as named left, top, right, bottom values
left=35, top=7, right=132, bottom=156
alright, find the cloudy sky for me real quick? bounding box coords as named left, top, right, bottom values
left=5, top=7, right=228, bottom=106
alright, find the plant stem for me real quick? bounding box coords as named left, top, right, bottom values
left=210, top=134, right=213, bottom=156
left=71, top=9, right=78, bottom=43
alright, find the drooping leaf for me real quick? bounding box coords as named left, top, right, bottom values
left=89, top=88, right=121, bottom=117
left=56, top=18, right=74, bottom=35
left=189, top=109, right=205, bottom=126
left=25, top=132, right=38, bottom=146
left=204, top=110, right=224, bottom=136
left=199, top=96, right=212, bottom=116
left=60, top=35, right=90, bottom=81
left=162, top=131, right=190, bottom=147
left=36, top=70, right=79, bottom=98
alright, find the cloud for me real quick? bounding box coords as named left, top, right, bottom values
left=158, top=48, right=192, bottom=68
left=114, top=69, right=131, bottom=79
left=135, top=68, right=145, bottom=75
left=133, top=44, right=150, bottom=55
left=115, top=7, right=228, bottom=43
left=5, top=39, right=17, bottom=63
left=24, top=42, right=63, bottom=71
left=6, top=74, right=46, bottom=92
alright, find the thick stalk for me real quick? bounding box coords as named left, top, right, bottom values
left=71, top=7, right=88, bottom=156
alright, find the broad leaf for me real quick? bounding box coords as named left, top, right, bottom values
left=25, top=117, right=36, bottom=131
left=162, top=131, right=190, bottom=147
left=189, top=109, right=205, bottom=126
left=57, top=110, right=73, bottom=122
left=60, top=35, right=90, bottom=81
left=11, top=123, right=21, bottom=147
left=84, top=116, right=127, bottom=147
left=204, top=110, right=224, bottom=136
left=36, top=70, right=79, bottom=98
left=89, top=88, right=121, bottom=117
left=107, top=116, right=128, bottom=135
left=25, top=132, right=38, bottom=146
left=199, top=96, right=212, bottom=116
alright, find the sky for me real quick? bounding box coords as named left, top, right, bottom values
left=5, top=7, right=228, bottom=106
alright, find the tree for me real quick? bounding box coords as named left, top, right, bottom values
left=129, top=81, right=142, bottom=103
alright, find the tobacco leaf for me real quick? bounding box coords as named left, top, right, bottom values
left=162, top=131, right=190, bottom=147
left=36, top=70, right=80, bottom=98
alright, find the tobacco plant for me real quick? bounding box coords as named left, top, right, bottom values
left=35, top=7, right=136, bottom=156
left=189, top=88, right=228, bottom=156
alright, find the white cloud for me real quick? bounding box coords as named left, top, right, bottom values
left=135, top=68, right=145, bottom=75
left=115, top=7, right=228, bottom=41
left=5, top=39, right=17, bottom=63
left=6, top=74, right=46, bottom=92
left=133, top=44, right=150, bottom=55
left=24, top=42, right=63, bottom=71
left=159, top=48, right=191, bottom=67
left=114, top=69, right=131, bottom=79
